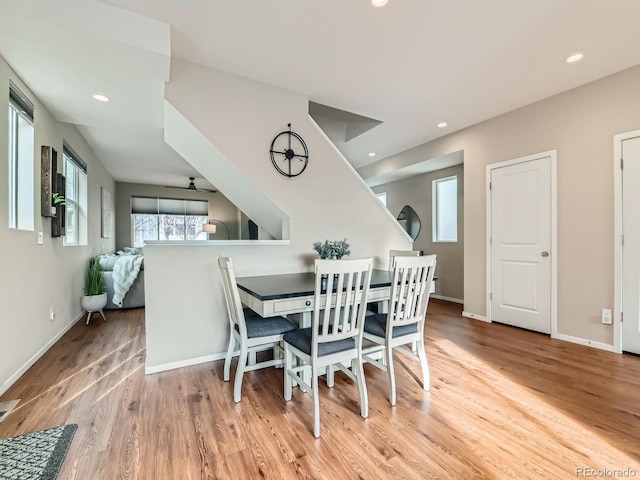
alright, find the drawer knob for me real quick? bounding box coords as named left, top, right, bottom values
left=305, top=300, right=311, bottom=306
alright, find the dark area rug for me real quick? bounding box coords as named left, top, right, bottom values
left=0, top=424, right=77, bottom=480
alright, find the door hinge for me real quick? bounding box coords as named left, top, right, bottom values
left=621, top=312, right=623, bottom=323
left=489, top=237, right=492, bottom=245
left=621, top=158, right=624, bottom=170
left=489, top=292, right=493, bottom=300
left=489, top=181, right=492, bottom=190
left=622, top=234, right=625, bottom=246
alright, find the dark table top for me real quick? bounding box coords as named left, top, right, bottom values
left=236, top=269, right=393, bottom=301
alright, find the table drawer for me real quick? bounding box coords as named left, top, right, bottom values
left=272, top=290, right=387, bottom=315
left=273, top=298, right=314, bottom=314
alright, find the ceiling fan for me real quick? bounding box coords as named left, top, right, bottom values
left=164, top=177, right=217, bottom=193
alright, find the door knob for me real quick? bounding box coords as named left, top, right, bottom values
left=541, top=251, right=549, bottom=257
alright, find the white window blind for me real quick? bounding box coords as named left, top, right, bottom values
left=132, top=197, right=208, bottom=215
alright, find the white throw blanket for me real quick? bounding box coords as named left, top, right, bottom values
left=112, top=254, right=144, bottom=307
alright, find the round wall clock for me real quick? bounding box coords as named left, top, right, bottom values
left=269, top=123, right=309, bottom=178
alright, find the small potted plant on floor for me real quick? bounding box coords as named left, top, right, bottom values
left=81, top=255, right=107, bottom=325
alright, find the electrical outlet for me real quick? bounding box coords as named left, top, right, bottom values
left=602, top=308, right=612, bottom=325
left=37, top=231, right=44, bottom=245
left=49, top=306, right=55, bottom=321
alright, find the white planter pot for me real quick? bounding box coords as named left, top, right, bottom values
left=81, top=292, right=107, bottom=313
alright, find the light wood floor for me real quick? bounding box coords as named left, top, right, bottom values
left=1, top=300, right=639, bottom=479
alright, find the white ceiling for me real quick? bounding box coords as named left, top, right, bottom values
left=1, top=0, right=640, bottom=188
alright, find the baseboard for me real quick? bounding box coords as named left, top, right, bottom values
left=431, top=294, right=463, bottom=304
left=0, top=312, right=84, bottom=397
left=552, top=334, right=615, bottom=353
left=145, top=352, right=227, bottom=375
left=462, top=311, right=490, bottom=323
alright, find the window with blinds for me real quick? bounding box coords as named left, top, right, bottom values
left=131, top=196, right=209, bottom=246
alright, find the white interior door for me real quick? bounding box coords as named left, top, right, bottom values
left=622, top=134, right=640, bottom=354
left=490, top=156, right=551, bottom=333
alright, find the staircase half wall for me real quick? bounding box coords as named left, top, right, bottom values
left=145, top=59, right=412, bottom=372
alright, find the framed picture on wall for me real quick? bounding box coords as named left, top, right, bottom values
left=101, top=187, right=112, bottom=238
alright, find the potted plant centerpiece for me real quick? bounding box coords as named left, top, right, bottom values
left=313, top=239, right=351, bottom=290
left=81, top=255, right=108, bottom=325
left=312, top=239, right=351, bottom=260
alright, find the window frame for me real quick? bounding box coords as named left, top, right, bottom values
left=8, top=83, right=35, bottom=231
left=62, top=144, right=88, bottom=246
left=432, top=175, right=458, bottom=243
left=131, top=196, right=209, bottom=247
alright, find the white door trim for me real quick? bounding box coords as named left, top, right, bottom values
left=486, top=150, right=558, bottom=336
left=613, top=129, right=640, bottom=354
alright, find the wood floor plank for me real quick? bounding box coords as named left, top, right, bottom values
left=1, top=300, right=639, bottom=479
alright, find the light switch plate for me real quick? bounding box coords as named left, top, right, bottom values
left=37, top=231, right=44, bottom=245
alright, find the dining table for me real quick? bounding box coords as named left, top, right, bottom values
left=236, top=269, right=436, bottom=327
left=236, top=267, right=437, bottom=376
left=236, top=269, right=393, bottom=327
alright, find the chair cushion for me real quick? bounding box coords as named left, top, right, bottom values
left=283, top=327, right=355, bottom=356
left=243, top=307, right=260, bottom=319
left=364, top=313, right=418, bottom=338
left=236, top=316, right=297, bottom=338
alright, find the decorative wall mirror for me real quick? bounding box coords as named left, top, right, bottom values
left=397, top=205, right=421, bottom=240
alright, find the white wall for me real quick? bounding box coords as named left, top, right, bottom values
left=359, top=64, right=640, bottom=347
left=144, top=60, right=413, bottom=371
left=0, top=56, right=115, bottom=394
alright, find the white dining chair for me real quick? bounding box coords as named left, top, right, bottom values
left=362, top=255, right=436, bottom=406
left=283, top=257, right=373, bottom=438
left=388, top=249, right=421, bottom=270
left=367, top=249, right=422, bottom=315
left=218, top=256, right=297, bottom=403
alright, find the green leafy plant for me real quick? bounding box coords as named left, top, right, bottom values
left=85, top=255, right=105, bottom=296
left=313, top=239, right=351, bottom=260
left=52, top=193, right=67, bottom=205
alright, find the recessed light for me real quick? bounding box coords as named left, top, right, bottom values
left=566, top=52, right=584, bottom=64
left=93, top=94, right=110, bottom=102
left=368, top=152, right=376, bottom=157
left=372, top=0, right=388, bottom=7
left=437, top=122, right=448, bottom=128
